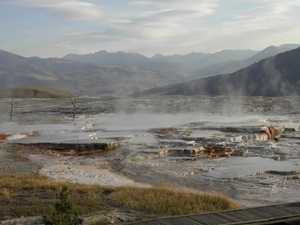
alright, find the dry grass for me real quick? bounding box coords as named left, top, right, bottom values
left=0, top=188, right=10, bottom=200
left=109, top=185, right=240, bottom=217
left=0, top=174, right=240, bottom=222
left=0, top=174, right=110, bottom=220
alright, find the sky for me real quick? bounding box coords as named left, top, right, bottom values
left=0, top=0, right=299, bottom=58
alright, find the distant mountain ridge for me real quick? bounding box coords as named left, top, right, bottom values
left=62, top=44, right=299, bottom=79
left=62, top=50, right=178, bottom=69
left=0, top=44, right=299, bottom=97
left=62, top=49, right=259, bottom=72
left=192, top=45, right=297, bottom=77
left=132, top=47, right=300, bottom=97
left=0, top=50, right=189, bottom=96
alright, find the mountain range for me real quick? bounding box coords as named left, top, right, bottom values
left=132, top=47, right=300, bottom=97
left=0, top=50, right=189, bottom=96
left=62, top=44, right=299, bottom=78
left=0, top=44, right=299, bottom=97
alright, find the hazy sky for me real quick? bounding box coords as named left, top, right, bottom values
left=1, top=0, right=299, bottom=58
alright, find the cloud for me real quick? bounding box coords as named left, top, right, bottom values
left=237, top=0, right=299, bottom=20
left=3, top=0, right=299, bottom=58
left=9, top=0, right=103, bottom=21
left=100, top=0, right=219, bottom=44
left=38, top=0, right=298, bottom=57
left=188, top=0, right=299, bottom=52
left=228, top=0, right=299, bottom=35
left=129, top=0, right=218, bottom=21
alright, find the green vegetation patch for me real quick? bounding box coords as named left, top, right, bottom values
left=0, top=87, right=72, bottom=98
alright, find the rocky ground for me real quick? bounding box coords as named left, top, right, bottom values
left=0, top=143, right=41, bottom=175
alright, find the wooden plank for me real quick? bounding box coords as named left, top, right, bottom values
left=213, top=212, right=245, bottom=223
left=160, top=217, right=198, bottom=225
left=259, top=206, right=290, bottom=217
left=184, top=216, right=213, bottom=225
left=194, top=213, right=232, bottom=224
left=191, top=214, right=224, bottom=225
left=235, top=210, right=263, bottom=220
left=247, top=208, right=274, bottom=218
left=233, top=208, right=268, bottom=220
left=129, top=202, right=300, bottom=225
left=276, top=204, right=300, bottom=215
left=139, top=221, right=167, bottom=225
left=174, top=217, right=204, bottom=225
left=152, top=219, right=178, bottom=225
left=223, top=211, right=254, bottom=221
left=283, top=205, right=300, bottom=213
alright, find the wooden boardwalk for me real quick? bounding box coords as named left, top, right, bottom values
left=130, top=202, right=300, bottom=225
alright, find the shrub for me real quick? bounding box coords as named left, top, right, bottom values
left=43, top=186, right=82, bottom=225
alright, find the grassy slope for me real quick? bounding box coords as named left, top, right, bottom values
left=0, top=87, right=72, bottom=98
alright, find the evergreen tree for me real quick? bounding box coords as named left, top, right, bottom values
left=43, top=186, right=81, bottom=225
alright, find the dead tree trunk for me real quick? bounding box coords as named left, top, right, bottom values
left=9, top=97, right=14, bottom=121
left=69, top=96, right=78, bottom=121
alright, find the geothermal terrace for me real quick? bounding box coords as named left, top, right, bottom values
left=0, top=95, right=300, bottom=207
